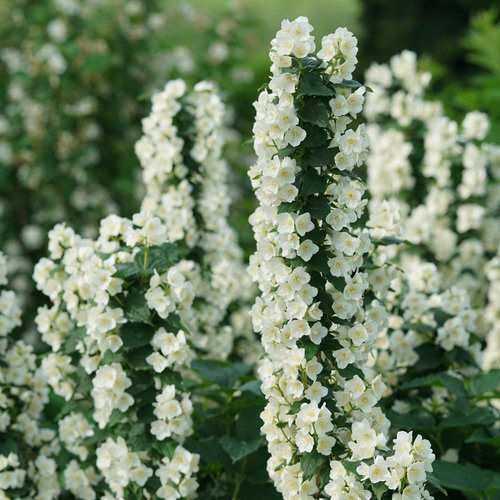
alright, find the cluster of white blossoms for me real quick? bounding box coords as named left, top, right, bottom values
left=250, top=18, right=433, bottom=499
left=32, top=209, right=200, bottom=496
left=0, top=252, right=58, bottom=497
left=364, top=50, right=500, bottom=369
left=146, top=327, right=193, bottom=373
left=0, top=253, right=22, bottom=338
left=151, top=384, right=193, bottom=442
left=155, top=445, right=199, bottom=499
left=371, top=255, right=481, bottom=390
left=96, top=437, right=153, bottom=498
left=135, top=79, right=257, bottom=361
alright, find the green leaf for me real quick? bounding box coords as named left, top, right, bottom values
left=438, top=407, right=497, bottom=430
left=308, top=250, right=331, bottom=276
left=301, top=123, right=328, bottom=147
left=402, top=322, right=435, bottom=334
left=141, top=243, right=179, bottom=274
left=120, top=323, right=155, bottom=350
left=427, top=472, right=448, bottom=496
left=152, top=440, right=177, bottom=459
left=191, top=359, right=252, bottom=388
left=465, top=428, right=500, bottom=448
left=85, top=52, right=112, bottom=72
left=407, top=343, right=444, bottom=374
left=338, top=365, right=365, bottom=379
left=433, top=460, right=500, bottom=496
left=300, top=338, right=319, bottom=361
left=236, top=406, right=264, bottom=442
left=466, top=369, right=500, bottom=397
left=0, top=435, right=18, bottom=456
left=340, top=460, right=360, bottom=474
left=239, top=380, right=262, bottom=396
left=299, top=57, right=322, bottom=69
left=114, top=262, right=142, bottom=280
left=386, top=410, right=435, bottom=431
left=128, top=424, right=151, bottom=451
left=402, top=372, right=467, bottom=399
left=301, top=168, right=327, bottom=196
left=300, top=451, right=326, bottom=481
left=288, top=400, right=305, bottom=415
left=124, top=288, right=153, bottom=325
left=220, top=436, right=263, bottom=463
left=306, top=196, right=330, bottom=220
left=302, top=146, right=336, bottom=168
left=372, top=483, right=388, bottom=500
left=127, top=346, right=153, bottom=371
left=298, top=97, right=330, bottom=128
left=185, top=437, right=232, bottom=468
left=165, top=313, right=188, bottom=334
left=334, top=79, right=364, bottom=90
left=329, top=167, right=362, bottom=181
left=277, top=145, right=296, bottom=159
left=243, top=448, right=275, bottom=485
left=297, top=72, right=335, bottom=97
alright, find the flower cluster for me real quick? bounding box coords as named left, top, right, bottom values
left=368, top=146, right=498, bottom=476
left=32, top=211, right=200, bottom=497
left=250, top=18, right=433, bottom=499
left=0, top=252, right=57, bottom=497
left=370, top=254, right=481, bottom=389
left=135, top=79, right=257, bottom=361
left=364, top=50, right=500, bottom=368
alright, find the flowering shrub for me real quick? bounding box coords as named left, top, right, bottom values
left=0, top=252, right=58, bottom=497
left=364, top=52, right=500, bottom=497
left=249, top=17, right=436, bottom=499
left=134, top=79, right=257, bottom=362
left=364, top=51, right=500, bottom=369
left=14, top=80, right=266, bottom=499
left=0, top=0, right=259, bottom=327
left=0, top=0, right=177, bottom=323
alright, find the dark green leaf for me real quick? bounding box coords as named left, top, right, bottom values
left=433, top=460, right=500, bottom=496
left=334, top=79, right=364, bottom=90
left=302, top=168, right=327, bottom=196
left=466, top=369, right=500, bottom=397
left=302, top=146, right=336, bottom=168
left=127, top=345, right=153, bottom=371
left=306, top=196, right=330, bottom=220
left=301, top=123, right=328, bottom=147
left=220, top=436, right=263, bottom=463
left=402, top=322, right=435, bottom=334
left=236, top=406, right=264, bottom=442
left=438, top=407, right=496, bottom=430
left=298, top=97, right=330, bottom=128
left=298, top=72, right=335, bottom=97
left=427, top=472, right=448, bottom=496
left=191, top=359, right=252, bottom=388
left=465, top=429, right=500, bottom=448
left=120, top=323, right=155, bottom=350
left=386, top=410, right=435, bottom=431
left=372, top=483, right=388, bottom=500
left=288, top=400, right=305, bottom=415
left=301, top=451, right=326, bottom=481
left=402, top=373, right=467, bottom=399
left=124, top=288, right=153, bottom=325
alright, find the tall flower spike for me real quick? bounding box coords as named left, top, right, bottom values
left=364, top=51, right=500, bottom=368
left=135, top=80, right=258, bottom=361
left=250, top=17, right=433, bottom=499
